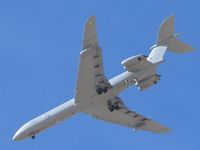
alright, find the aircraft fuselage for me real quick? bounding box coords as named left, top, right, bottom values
left=13, top=15, right=193, bottom=141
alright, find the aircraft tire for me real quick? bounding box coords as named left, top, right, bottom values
left=108, top=105, right=115, bottom=112
left=31, top=135, right=35, bottom=139
left=96, top=88, right=103, bottom=95
left=102, top=87, right=108, bottom=93
left=114, top=104, right=120, bottom=110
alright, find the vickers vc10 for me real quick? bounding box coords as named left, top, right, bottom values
left=13, top=15, right=193, bottom=141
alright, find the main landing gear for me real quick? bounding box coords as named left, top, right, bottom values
left=107, top=101, right=120, bottom=112
left=96, top=86, right=108, bottom=95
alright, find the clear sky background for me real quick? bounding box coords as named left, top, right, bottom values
left=0, top=0, right=199, bottom=150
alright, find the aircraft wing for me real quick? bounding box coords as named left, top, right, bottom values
left=85, top=97, right=170, bottom=133
left=75, top=16, right=112, bottom=103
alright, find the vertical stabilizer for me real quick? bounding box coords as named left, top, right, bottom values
left=156, top=15, right=174, bottom=45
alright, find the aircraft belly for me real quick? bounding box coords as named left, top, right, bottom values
left=13, top=99, right=79, bottom=140
left=32, top=99, right=78, bottom=132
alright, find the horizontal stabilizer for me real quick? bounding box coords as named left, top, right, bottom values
left=167, top=38, right=194, bottom=53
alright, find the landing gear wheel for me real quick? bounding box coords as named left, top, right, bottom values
left=31, top=135, right=35, bottom=139
left=96, top=87, right=103, bottom=95
left=102, top=87, right=108, bottom=93
left=108, top=105, right=115, bottom=112
left=114, top=103, right=120, bottom=110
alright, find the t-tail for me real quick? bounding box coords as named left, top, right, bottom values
left=147, top=15, right=194, bottom=64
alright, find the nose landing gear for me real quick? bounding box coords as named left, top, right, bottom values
left=31, top=134, right=35, bottom=139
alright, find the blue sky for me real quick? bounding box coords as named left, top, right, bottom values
left=0, top=0, right=200, bottom=150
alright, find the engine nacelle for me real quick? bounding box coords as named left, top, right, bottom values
left=121, top=54, right=145, bottom=66
left=136, top=74, right=161, bottom=91
left=121, top=54, right=147, bottom=72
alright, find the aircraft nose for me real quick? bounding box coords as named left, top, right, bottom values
left=12, top=124, right=30, bottom=141
left=12, top=132, right=22, bottom=141
left=13, top=130, right=24, bottom=141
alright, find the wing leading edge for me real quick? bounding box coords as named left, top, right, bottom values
left=85, top=97, right=170, bottom=133
left=75, top=16, right=111, bottom=103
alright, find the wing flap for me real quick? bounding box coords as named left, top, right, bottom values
left=75, top=48, right=96, bottom=102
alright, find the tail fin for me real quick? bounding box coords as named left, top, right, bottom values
left=147, top=15, right=194, bottom=64
left=156, top=15, right=194, bottom=53
left=156, top=15, right=174, bottom=46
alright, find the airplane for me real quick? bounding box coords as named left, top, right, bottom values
left=13, top=15, right=193, bottom=141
